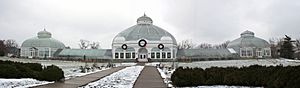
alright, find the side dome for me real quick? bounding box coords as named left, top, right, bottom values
left=114, top=14, right=177, bottom=45
left=161, top=36, right=173, bottom=42
left=113, top=36, right=125, bottom=43
left=228, top=30, right=270, bottom=48
left=21, top=30, right=65, bottom=49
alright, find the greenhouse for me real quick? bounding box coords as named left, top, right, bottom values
left=20, top=14, right=272, bottom=62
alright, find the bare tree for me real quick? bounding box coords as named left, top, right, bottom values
left=90, top=42, right=100, bottom=49
left=79, top=39, right=90, bottom=49
left=212, top=40, right=230, bottom=49
left=294, top=39, right=300, bottom=59
left=5, top=39, right=18, bottom=48
left=195, top=43, right=212, bottom=49
left=295, top=39, right=300, bottom=49
left=220, top=40, right=230, bottom=48
left=177, top=40, right=195, bottom=49
left=194, top=41, right=230, bottom=49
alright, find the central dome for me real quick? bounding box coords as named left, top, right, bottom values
left=114, top=14, right=177, bottom=44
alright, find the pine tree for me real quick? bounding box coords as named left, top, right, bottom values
left=0, top=40, right=6, bottom=56
left=280, top=36, right=294, bottom=59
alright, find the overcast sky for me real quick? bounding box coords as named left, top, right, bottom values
left=1, top=0, right=300, bottom=49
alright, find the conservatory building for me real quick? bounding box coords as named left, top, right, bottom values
left=227, top=30, right=271, bottom=58
left=20, top=29, right=65, bottom=58
left=20, top=14, right=271, bottom=61
left=112, top=14, right=177, bottom=62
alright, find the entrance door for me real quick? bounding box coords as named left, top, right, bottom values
left=257, top=51, right=263, bottom=58
left=137, top=48, right=148, bottom=62
left=139, top=54, right=146, bottom=59
left=29, top=47, right=38, bottom=58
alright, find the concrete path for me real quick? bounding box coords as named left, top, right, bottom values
left=35, top=67, right=125, bottom=88
left=134, top=66, right=167, bottom=88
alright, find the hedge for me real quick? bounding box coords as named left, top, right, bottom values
left=0, top=60, right=64, bottom=81
left=171, top=65, right=300, bottom=88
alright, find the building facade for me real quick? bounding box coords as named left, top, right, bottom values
left=112, top=14, right=177, bottom=62
left=227, top=30, right=271, bottom=58
left=21, top=14, right=271, bottom=61
left=21, top=29, right=65, bottom=58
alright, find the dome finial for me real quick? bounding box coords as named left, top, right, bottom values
left=43, top=25, right=47, bottom=31
left=241, top=30, right=254, bottom=37
left=38, top=27, right=51, bottom=38
left=137, top=13, right=153, bottom=24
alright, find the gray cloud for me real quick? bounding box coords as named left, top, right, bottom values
left=1, top=0, right=300, bottom=48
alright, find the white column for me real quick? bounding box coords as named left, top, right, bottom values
left=123, top=50, right=126, bottom=59
left=112, top=48, right=115, bottom=59
left=118, top=52, right=120, bottom=59
left=36, top=49, right=39, bottom=57
left=171, top=47, right=173, bottom=59
left=48, top=48, right=51, bottom=57
left=165, top=52, right=167, bottom=59
left=240, top=48, right=242, bottom=57
left=160, top=50, right=162, bottom=59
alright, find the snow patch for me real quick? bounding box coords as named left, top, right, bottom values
left=115, top=63, right=137, bottom=67
left=0, top=78, right=53, bottom=88
left=81, top=66, right=144, bottom=88
left=145, top=62, right=160, bottom=66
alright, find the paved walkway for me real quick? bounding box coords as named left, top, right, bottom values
left=35, top=67, right=125, bottom=88
left=134, top=66, right=167, bottom=88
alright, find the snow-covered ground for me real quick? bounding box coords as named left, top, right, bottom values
left=157, top=58, right=300, bottom=88
left=81, top=66, right=144, bottom=88
left=0, top=78, right=53, bottom=88
left=2, top=57, right=300, bottom=88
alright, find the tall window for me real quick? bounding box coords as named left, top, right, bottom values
left=120, top=53, right=124, bottom=58
left=167, top=52, right=171, bottom=58
left=241, top=48, right=252, bottom=57
left=256, top=51, right=262, bottom=56
left=126, top=53, right=131, bottom=58
left=132, top=52, right=135, bottom=58
left=264, top=50, right=270, bottom=56
left=156, top=52, right=160, bottom=59
left=256, top=48, right=262, bottom=57
left=241, top=49, right=247, bottom=57
left=247, top=50, right=252, bottom=56
left=151, top=52, right=155, bottom=58
left=115, top=53, right=119, bottom=58
left=162, top=52, right=166, bottom=58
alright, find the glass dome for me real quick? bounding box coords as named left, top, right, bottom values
left=228, top=30, right=269, bottom=48
left=21, top=30, right=65, bottom=49
left=113, top=14, right=177, bottom=45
